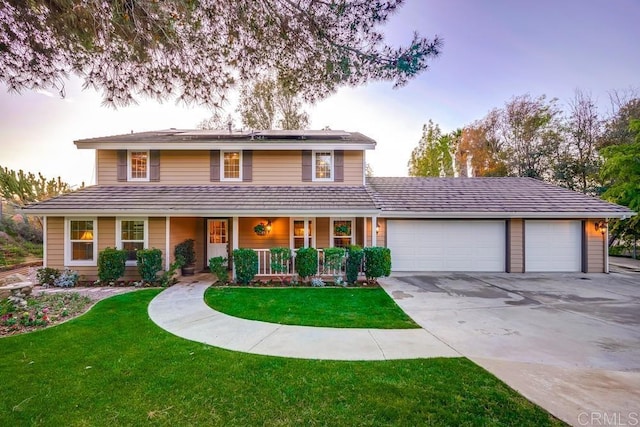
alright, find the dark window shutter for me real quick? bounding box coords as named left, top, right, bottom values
left=302, top=150, right=312, bottom=182
left=334, top=150, right=344, bottom=182
left=117, top=150, right=127, bottom=182
left=149, top=150, right=160, bottom=181
left=242, top=150, right=253, bottom=182
left=210, top=150, right=220, bottom=182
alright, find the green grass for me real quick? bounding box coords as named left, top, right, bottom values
left=205, top=287, right=420, bottom=328
left=0, top=290, right=565, bottom=426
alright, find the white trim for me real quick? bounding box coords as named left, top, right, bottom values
left=127, top=150, right=150, bottom=182
left=64, top=217, right=98, bottom=267
left=330, top=217, right=356, bottom=247
left=604, top=225, right=609, bottom=274
left=165, top=216, right=170, bottom=270
left=374, top=212, right=635, bottom=219
left=221, top=150, right=243, bottom=181
left=76, top=142, right=376, bottom=151
left=371, top=215, right=377, bottom=247
left=115, top=217, right=149, bottom=266
left=42, top=216, right=47, bottom=267
left=312, top=150, right=334, bottom=182
left=25, top=209, right=381, bottom=217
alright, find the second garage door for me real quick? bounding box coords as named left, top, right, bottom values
left=387, top=220, right=506, bottom=272
left=525, top=220, right=582, bottom=272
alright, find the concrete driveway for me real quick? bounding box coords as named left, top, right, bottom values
left=380, top=272, right=640, bottom=427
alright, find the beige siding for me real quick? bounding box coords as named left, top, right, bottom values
left=508, top=219, right=524, bottom=273
left=96, top=149, right=364, bottom=186
left=316, top=217, right=330, bottom=248
left=149, top=217, right=166, bottom=266
left=46, top=217, right=64, bottom=270
left=238, top=217, right=290, bottom=249
left=355, top=217, right=365, bottom=247
left=585, top=219, right=605, bottom=273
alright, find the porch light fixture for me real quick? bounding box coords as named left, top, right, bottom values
left=594, top=220, right=607, bottom=235
left=376, top=221, right=381, bottom=234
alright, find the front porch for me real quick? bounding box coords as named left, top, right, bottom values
left=169, top=216, right=387, bottom=277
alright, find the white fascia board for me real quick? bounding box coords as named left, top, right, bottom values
left=74, top=142, right=376, bottom=150
left=22, top=209, right=381, bottom=217
left=378, top=211, right=636, bottom=219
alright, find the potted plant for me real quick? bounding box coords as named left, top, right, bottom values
left=175, top=238, right=196, bottom=276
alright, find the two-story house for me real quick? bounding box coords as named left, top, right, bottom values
left=24, top=129, right=633, bottom=279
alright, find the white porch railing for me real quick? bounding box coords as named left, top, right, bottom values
left=254, top=249, right=350, bottom=277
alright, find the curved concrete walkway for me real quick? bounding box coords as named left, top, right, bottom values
left=148, top=282, right=459, bottom=361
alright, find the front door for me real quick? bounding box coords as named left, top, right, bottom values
left=207, top=219, right=228, bottom=263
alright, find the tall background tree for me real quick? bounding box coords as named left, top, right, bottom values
left=0, top=1, right=442, bottom=107
left=238, top=77, right=310, bottom=130
left=408, top=121, right=458, bottom=177
left=0, top=166, right=77, bottom=209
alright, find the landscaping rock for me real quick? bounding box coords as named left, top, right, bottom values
left=0, top=273, right=29, bottom=286
left=0, top=281, right=33, bottom=299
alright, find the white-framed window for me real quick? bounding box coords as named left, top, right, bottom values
left=128, top=150, right=149, bottom=181
left=116, top=218, right=148, bottom=266
left=291, top=218, right=315, bottom=249
left=331, top=217, right=355, bottom=248
left=221, top=150, right=242, bottom=181
left=65, top=218, right=97, bottom=266
left=313, top=150, right=333, bottom=181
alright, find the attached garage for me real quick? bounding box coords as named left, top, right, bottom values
left=525, top=220, right=582, bottom=272
left=387, top=220, right=506, bottom=272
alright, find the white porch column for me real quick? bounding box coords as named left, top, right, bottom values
left=165, top=216, right=170, bottom=270
left=371, top=215, right=377, bottom=247
left=232, top=216, right=239, bottom=277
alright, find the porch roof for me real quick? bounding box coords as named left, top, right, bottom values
left=366, top=177, right=635, bottom=219
left=22, top=185, right=379, bottom=216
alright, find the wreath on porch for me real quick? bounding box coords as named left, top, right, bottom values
left=334, top=224, right=351, bottom=236
left=254, top=223, right=268, bottom=236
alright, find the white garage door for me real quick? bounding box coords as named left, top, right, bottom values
left=387, top=220, right=506, bottom=272
left=525, top=220, right=582, bottom=272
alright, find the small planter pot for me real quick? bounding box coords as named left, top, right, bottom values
left=181, top=265, right=196, bottom=276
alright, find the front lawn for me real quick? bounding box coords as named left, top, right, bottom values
left=205, top=287, right=419, bottom=328
left=0, top=290, right=564, bottom=426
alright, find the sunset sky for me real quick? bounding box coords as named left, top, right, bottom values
left=1, top=0, right=639, bottom=187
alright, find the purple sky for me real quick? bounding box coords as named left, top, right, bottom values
left=1, top=0, right=639, bottom=186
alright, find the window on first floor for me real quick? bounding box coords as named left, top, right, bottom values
left=331, top=218, right=354, bottom=248
left=291, top=218, right=314, bottom=249
left=65, top=218, right=97, bottom=266
left=116, top=218, right=148, bottom=265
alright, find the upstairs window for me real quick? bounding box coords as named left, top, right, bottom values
left=128, top=151, right=149, bottom=181
left=222, top=151, right=242, bottom=181
left=313, top=151, right=333, bottom=181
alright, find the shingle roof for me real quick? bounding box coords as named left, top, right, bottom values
left=366, top=177, right=634, bottom=218
left=23, top=178, right=634, bottom=218
left=23, top=185, right=378, bottom=215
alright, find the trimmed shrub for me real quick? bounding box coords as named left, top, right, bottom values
left=98, top=247, right=127, bottom=283
left=269, top=247, right=292, bottom=276
left=36, top=267, right=60, bottom=286
left=295, top=247, right=318, bottom=280
left=233, top=249, right=258, bottom=285
left=174, top=239, right=196, bottom=266
left=322, top=247, right=346, bottom=273
left=209, top=256, right=229, bottom=283
left=363, top=247, right=392, bottom=281
left=137, top=248, right=163, bottom=283
left=53, top=268, right=79, bottom=287
left=346, top=245, right=363, bottom=284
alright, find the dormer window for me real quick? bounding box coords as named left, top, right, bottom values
left=222, top=150, right=242, bottom=181
left=128, top=151, right=149, bottom=181
left=313, top=151, right=333, bottom=181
